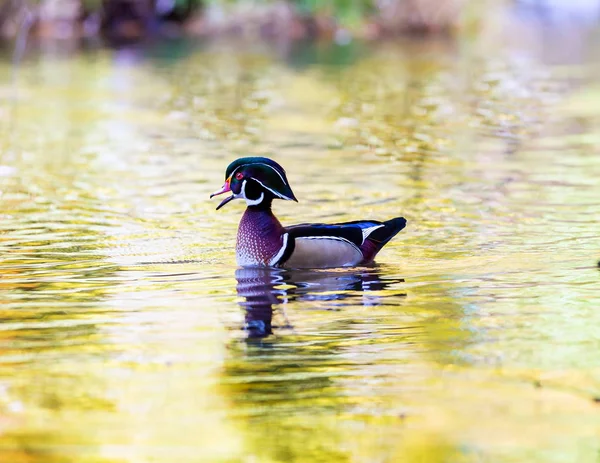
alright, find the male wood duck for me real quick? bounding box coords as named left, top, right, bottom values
left=210, top=157, right=407, bottom=268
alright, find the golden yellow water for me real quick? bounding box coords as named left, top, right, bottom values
left=0, top=35, right=599, bottom=463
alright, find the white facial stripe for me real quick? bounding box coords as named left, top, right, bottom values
left=251, top=178, right=293, bottom=201
left=241, top=179, right=265, bottom=206
left=229, top=165, right=242, bottom=176
left=230, top=162, right=287, bottom=185
left=229, top=162, right=292, bottom=200
left=254, top=163, right=287, bottom=184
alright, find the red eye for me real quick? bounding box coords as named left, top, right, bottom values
left=235, top=172, right=244, bottom=180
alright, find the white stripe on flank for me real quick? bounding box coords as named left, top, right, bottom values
left=269, top=233, right=289, bottom=266
left=298, top=235, right=361, bottom=253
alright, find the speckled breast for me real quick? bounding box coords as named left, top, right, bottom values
left=236, top=208, right=284, bottom=266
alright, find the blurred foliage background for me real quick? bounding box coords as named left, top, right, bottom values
left=0, top=0, right=493, bottom=42
left=1, top=0, right=599, bottom=461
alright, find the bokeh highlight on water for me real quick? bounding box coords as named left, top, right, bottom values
left=1, top=15, right=600, bottom=463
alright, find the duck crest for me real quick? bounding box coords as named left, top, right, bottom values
left=236, top=206, right=284, bottom=266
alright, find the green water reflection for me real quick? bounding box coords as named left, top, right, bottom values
left=1, top=29, right=599, bottom=463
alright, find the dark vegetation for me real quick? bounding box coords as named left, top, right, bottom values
left=0, top=0, right=469, bottom=43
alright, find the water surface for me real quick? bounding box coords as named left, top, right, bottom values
left=1, top=29, right=599, bottom=463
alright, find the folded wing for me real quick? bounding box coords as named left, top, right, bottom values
left=272, top=217, right=407, bottom=268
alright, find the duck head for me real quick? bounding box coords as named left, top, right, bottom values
left=210, top=157, right=297, bottom=210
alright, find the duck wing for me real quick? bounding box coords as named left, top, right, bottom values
left=271, top=217, right=406, bottom=268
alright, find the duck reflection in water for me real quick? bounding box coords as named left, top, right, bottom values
left=235, top=266, right=406, bottom=338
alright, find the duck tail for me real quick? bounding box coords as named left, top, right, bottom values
left=360, top=217, right=407, bottom=263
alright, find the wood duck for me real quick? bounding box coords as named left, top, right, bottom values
left=210, top=157, right=407, bottom=268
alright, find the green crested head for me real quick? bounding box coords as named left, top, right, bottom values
left=211, top=157, right=297, bottom=210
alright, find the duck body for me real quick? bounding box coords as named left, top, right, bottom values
left=236, top=204, right=406, bottom=268
left=211, top=157, right=407, bottom=269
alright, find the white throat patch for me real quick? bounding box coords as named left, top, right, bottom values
left=240, top=179, right=265, bottom=206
